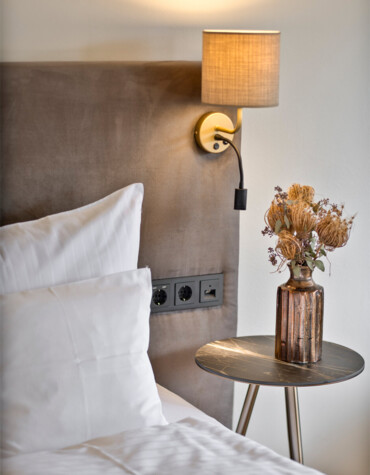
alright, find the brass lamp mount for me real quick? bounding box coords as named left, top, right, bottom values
left=194, top=109, right=243, bottom=154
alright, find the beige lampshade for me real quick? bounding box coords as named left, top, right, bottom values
left=202, top=30, right=280, bottom=107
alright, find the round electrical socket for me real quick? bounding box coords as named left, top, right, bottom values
left=152, top=288, right=167, bottom=306
left=178, top=285, right=193, bottom=302
left=175, top=281, right=196, bottom=305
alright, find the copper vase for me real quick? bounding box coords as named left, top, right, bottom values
left=275, top=265, right=324, bottom=364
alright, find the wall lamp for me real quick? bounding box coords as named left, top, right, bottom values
left=194, top=30, right=281, bottom=210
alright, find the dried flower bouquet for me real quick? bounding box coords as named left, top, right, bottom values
left=262, top=184, right=355, bottom=276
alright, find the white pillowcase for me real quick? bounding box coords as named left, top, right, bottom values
left=0, top=183, right=143, bottom=295
left=1, top=268, right=167, bottom=455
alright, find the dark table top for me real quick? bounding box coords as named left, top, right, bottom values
left=195, top=335, right=365, bottom=387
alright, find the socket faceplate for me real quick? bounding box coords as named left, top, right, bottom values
left=151, top=273, right=223, bottom=314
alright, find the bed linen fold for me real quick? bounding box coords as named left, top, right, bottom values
left=2, top=418, right=323, bottom=475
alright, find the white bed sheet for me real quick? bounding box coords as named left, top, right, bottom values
left=1, top=418, right=322, bottom=475
left=2, top=386, right=323, bottom=475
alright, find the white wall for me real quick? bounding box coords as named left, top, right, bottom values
left=1, top=1, right=369, bottom=474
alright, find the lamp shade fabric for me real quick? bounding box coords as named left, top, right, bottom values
left=202, top=30, right=280, bottom=107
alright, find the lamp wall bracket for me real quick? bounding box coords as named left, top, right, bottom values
left=194, top=112, right=234, bottom=154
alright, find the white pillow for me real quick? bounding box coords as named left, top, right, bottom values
left=0, top=268, right=167, bottom=455
left=0, top=183, right=143, bottom=295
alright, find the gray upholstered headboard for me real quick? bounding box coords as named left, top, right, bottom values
left=1, top=61, right=240, bottom=427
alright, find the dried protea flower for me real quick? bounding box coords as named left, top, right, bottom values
left=276, top=230, right=301, bottom=260
left=266, top=199, right=290, bottom=232
left=263, top=184, right=355, bottom=273
left=288, top=184, right=315, bottom=204
left=290, top=201, right=317, bottom=239
left=316, top=214, right=352, bottom=249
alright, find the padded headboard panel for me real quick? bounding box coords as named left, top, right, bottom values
left=1, top=62, right=240, bottom=427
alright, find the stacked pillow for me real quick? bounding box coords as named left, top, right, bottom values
left=0, top=184, right=166, bottom=455
left=0, top=183, right=143, bottom=294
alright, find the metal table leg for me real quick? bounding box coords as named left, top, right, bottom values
left=285, top=386, right=304, bottom=464
left=236, top=384, right=260, bottom=435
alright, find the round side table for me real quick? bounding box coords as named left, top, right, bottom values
left=195, top=335, right=364, bottom=464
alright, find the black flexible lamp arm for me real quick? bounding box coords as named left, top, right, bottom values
left=215, top=134, right=244, bottom=188
left=214, top=134, right=247, bottom=210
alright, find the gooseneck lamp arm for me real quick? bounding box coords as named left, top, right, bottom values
left=214, top=134, right=247, bottom=211
left=214, top=134, right=244, bottom=188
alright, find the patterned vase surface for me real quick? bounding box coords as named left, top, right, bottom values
left=275, top=265, right=324, bottom=364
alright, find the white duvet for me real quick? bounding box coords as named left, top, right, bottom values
left=2, top=418, right=322, bottom=475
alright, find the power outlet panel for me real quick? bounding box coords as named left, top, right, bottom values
left=151, top=273, right=223, bottom=314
